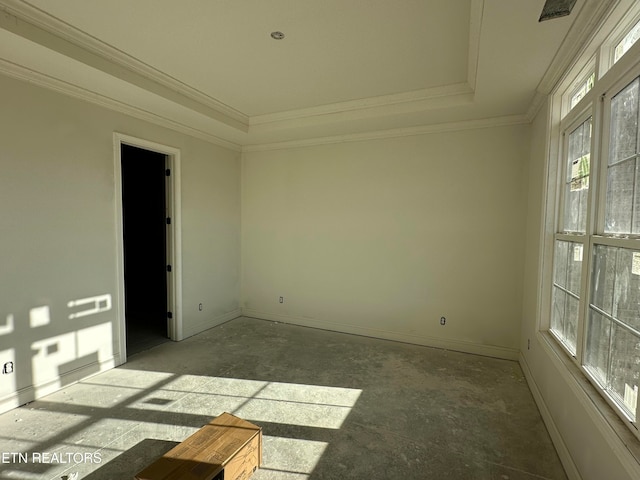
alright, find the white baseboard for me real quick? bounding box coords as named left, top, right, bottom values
left=0, top=356, right=117, bottom=415
left=181, top=309, right=242, bottom=339
left=242, top=309, right=519, bottom=360
left=519, top=352, right=582, bottom=480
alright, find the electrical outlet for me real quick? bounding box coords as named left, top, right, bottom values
left=279, top=296, right=284, bottom=304
left=440, top=316, right=446, bottom=326
left=2, top=362, right=14, bottom=374
left=198, top=303, right=203, bottom=311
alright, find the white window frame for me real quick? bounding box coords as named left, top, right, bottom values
left=551, top=109, right=594, bottom=360
left=545, top=1, right=640, bottom=443
left=566, top=68, right=596, bottom=116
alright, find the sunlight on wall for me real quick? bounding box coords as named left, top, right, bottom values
left=0, top=314, right=14, bottom=335
left=29, top=306, right=50, bottom=327
left=28, top=294, right=114, bottom=398
left=31, top=323, right=113, bottom=395
left=67, top=294, right=112, bottom=320
left=76, top=323, right=114, bottom=365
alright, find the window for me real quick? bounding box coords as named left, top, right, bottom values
left=551, top=116, right=591, bottom=354
left=570, top=73, right=595, bottom=110
left=563, top=118, right=592, bottom=234
left=548, top=7, right=640, bottom=436
left=606, top=78, right=640, bottom=234
left=585, top=244, right=640, bottom=419
left=614, top=19, right=640, bottom=64
left=583, top=75, right=640, bottom=422
left=551, top=240, right=582, bottom=354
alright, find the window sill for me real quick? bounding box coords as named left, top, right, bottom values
left=537, top=330, right=640, bottom=468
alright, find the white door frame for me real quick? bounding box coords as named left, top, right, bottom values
left=113, top=132, right=183, bottom=365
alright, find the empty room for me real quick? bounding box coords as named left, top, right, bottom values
left=1, top=0, right=640, bottom=479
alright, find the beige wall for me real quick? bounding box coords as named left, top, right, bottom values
left=0, top=74, right=241, bottom=412
left=242, top=124, right=530, bottom=359
left=520, top=99, right=640, bottom=480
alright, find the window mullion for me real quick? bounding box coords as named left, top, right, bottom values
left=596, top=92, right=611, bottom=235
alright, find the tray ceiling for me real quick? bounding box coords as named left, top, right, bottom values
left=0, top=1, right=604, bottom=148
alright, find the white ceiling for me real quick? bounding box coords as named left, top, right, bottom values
left=0, top=0, right=607, bottom=149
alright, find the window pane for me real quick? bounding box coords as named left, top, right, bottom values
left=551, top=286, right=566, bottom=335
left=605, top=161, right=635, bottom=234
left=585, top=310, right=611, bottom=387
left=565, top=295, right=579, bottom=354
left=592, top=245, right=640, bottom=331
left=609, top=324, right=640, bottom=420
left=567, top=243, right=583, bottom=295
left=552, top=240, right=581, bottom=355
left=592, top=245, right=616, bottom=315
left=564, top=119, right=591, bottom=233
left=615, top=20, right=640, bottom=64
left=554, top=240, right=569, bottom=286
left=609, top=78, right=638, bottom=165
left=613, top=248, right=640, bottom=331
left=567, top=123, right=584, bottom=175
left=564, top=188, right=589, bottom=233
left=570, top=73, right=595, bottom=110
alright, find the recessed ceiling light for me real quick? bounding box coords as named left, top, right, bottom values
left=270, top=31, right=285, bottom=40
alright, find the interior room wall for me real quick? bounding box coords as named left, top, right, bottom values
left=241, top=124, right=530, bottom=360
left=0, top=74, right=241, bottom=414
left=520, top=99, right=640, bottom=480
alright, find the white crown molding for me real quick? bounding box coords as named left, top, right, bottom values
left=250, top=0, right=483, bottom=129
left=467, top=0, right=484, bottom=90
left=526, top=91, right=547, bottom=122
left=248, top=87, right=475, bottom=142
left=1, top=0, right=484, bottom=135
left=535, top=0, right=619, bottom=97
left=243, top=114, right=529, bottom=153
left=0, top=57, right=242, bottom=152
left=0, top=0, right=249, bottom=131
left=0, top=0, right=489, bottom=147
left=250, top=83, right=474, bottom=127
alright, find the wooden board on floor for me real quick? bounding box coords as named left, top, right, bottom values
left=134, top=412, right=262, bottom=480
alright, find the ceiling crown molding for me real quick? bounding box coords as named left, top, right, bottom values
left=243, top=114, right=529, bottom=153
left=0, top=0, right=484, bottom=138
left=0, top=56, right=242, bottom=151
left=249, top=0, right=483, bottom=134
left=534, top=0, right=619, bottom=97
left=250, top=82, right=475, bottom=129
left=0, top=0, right=249, bottom=132
left=467, top=0, right=484, bottom=90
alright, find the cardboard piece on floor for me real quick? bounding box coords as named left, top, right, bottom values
left=135, top=412, right=262, bottom=480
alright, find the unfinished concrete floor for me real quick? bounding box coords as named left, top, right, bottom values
left=0, top=317, right=567, bottom=480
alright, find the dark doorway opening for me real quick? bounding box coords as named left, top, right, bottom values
left=121, top=144, right=169, bottom=357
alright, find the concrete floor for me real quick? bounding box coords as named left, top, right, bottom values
left=0, top=317, right=567, bottom=480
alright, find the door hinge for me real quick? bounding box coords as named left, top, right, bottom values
left=167, top=264, right=172, bottom=272
left=166, top=217, right=171, bottom=225
left=167, top=311, right=173, bottom=319
left=165, top=168, right=171, bottom=176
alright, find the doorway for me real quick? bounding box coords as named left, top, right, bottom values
left=114, top=134, right=182, bottom=363
left=121, top=144, right=168, bottom=356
